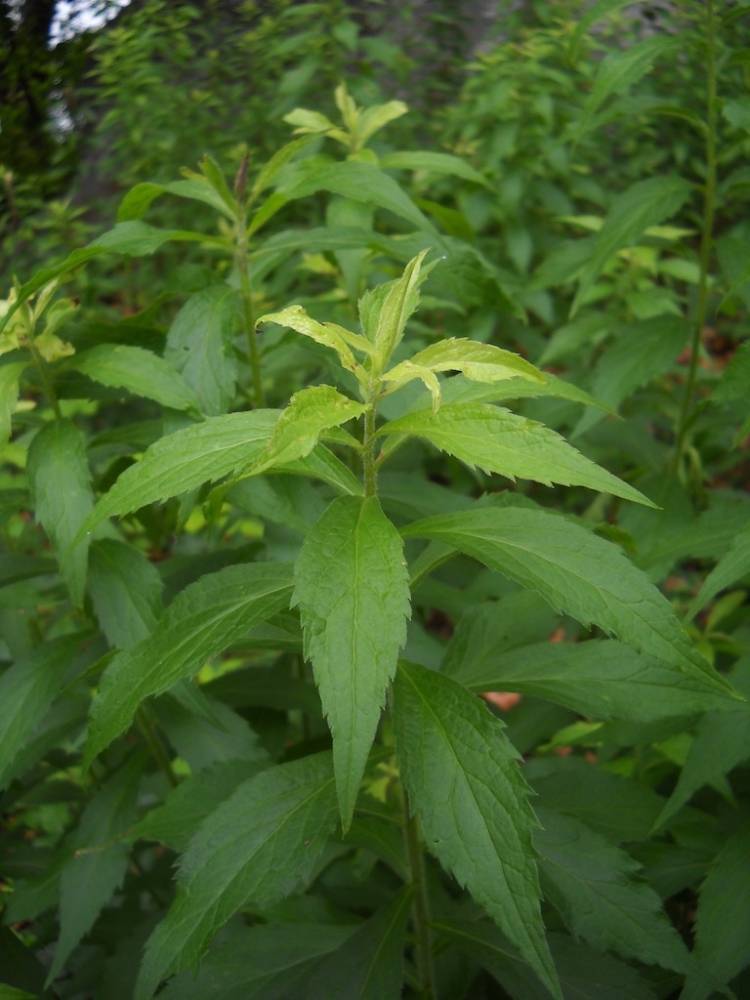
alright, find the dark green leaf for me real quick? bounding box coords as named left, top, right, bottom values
left=69, top=345, right=200, bottom=412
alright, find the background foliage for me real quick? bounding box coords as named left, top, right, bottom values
left=2, top=1, right=750, bottom=998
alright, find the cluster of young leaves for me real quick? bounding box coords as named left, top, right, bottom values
left=2, top=1, right=750, bottom=998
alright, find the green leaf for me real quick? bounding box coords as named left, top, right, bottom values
left=303, top=888, right=412, bottom=999
left=47, top=754, right=144, bottom=985
left=0, top=362, right=25, bottom=445
left=573, top=316, right=689, bottom=437
left=535, top=808, right=690, bottom=973
left=118, top=178, right=236, bottom=222
left=70, top=344, right=200, bottom=412
left=354, top=99, right=408, bottom=148
left=84, top=562, right=293, bottom=765
left=81, top=410, right=279, bottom=535
left=402, top=504, right=735, bottom=696
left=256, top=304, right=368, bottom=375
left=0, top=636, right=84, bottom=790
left=380, top=150, right=489, bottom=187
left=250, top=135, right=318, bottom=203
left=393, top=660, right=561, bottom=1000
left=688, top=522, right=750, bottom=619
left=88, top=539, right=163, bottom=650
left=363, top=250, right=431, bottom=367
left=245, top=385, right=366, bottom=476
left=165, top=286, right=240, bottom=416
left=572, top=176, right=692, bottom=315
left=131, top=759, right=264, bottom=851
left=713, top=339, right=750, bottom=407
left=27, top=420, right=94, bottom=605
left=681, top=827, right=750, bottom=1000
left=379, top=403, right=654, bottom=507
left=293, top=496, right=410, bottom=830
left=135, top=753, right=338, bottom=1000
left=437, top=921, right=657, bottom=1000
left=452, top=638, right=741, bottom=723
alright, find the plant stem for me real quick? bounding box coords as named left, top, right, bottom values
left=236, top=223, right=265, bottom=408
left=362, top=404, right=378, bottom=497
left=28, top=341, right=62, bottom=420
left=401, top=791, right=438, bottom=999
left=673, top=0, right=718, bottom=474
left=136, top=706, right=178, bottom=788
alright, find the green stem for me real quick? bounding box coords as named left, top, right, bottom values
left=136, top=706, right=178, bottom=788
left=402, top=792, right=438, bottom=999
left=236, top=224, right=265, bottom=408
left=362, top=404, right=378, bottom=497
left=673, top=0, right=718, bottom=475
left=28, top=340, right=62, bottom=420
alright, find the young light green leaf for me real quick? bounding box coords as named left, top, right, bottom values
left=681, top=828, right=750, bottom=1000
left=88, top=539, right=163, bottom=649
left=293, top=496, right=410, bottom=830
left=303, top=887, right=412, bottom=999
left=0, top=362, right=25, bottom=445
left=535, top=808, right=690, bottom=973
left=165, top=286, right=240, bottom=415
left=0, top=636, right=84, bottom=790
left=249, top=135, right=318, bottom=204
left=380, top=150, right=489, bottom=187
left=256, top=304, right=368, bottom=375
left=135, top=753, right=338, bottom=1000
left=383, top=338, right=544, bottom=405
left=393, top=660, right=561, bottom=1000
left=367, top=250, right=431, bottom=367
left=379, top=403, right=654, bottom=507
left=81, top=410, right=278, bottom=535
left=572, top=176, right=691, bottom=315
left=28, top=420, right=94, bottom=605
left=47, top=754, right=144, bottom=986
left=353, top=99, right=408, bottom=148
left=688, top=522, right=750, bottom=620
left=245, top=385, right=366, bottom=476
left=453, top=638, right=744, bottom=723
left=70, top=345, right=200, bottom=412
left=402, top=505, right=736, bottom=696
left=84, top=562, right=293, bottom=765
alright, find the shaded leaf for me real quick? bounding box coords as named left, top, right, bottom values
left=88, top=539, right=163, bottom=649
left=70, top=345, right=200, bottom=412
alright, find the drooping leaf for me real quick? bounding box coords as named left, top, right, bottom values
left=0, top=636, right=85, bottom=789
left=451, top=638, right=742, bottom=723
left=245, top=385, right=366, bottom=476
left=47, top=754, right=145, bottom=985
left=0, top=362, right=25, bottom=445
left=303, top=888, right=412, bottom=1000
left=118, top=177, right=236, bottom=222
left=88, top=539, right=164, bottom=649
left=165, top=287, right=240, bottom=415
left=393, top=660, right=561, bottom=1000
left=27, top=420, right=94, bottom=605
left=380, top=403, right=654, bottom=506
left=535, top=808, right=690, bottom=973
left=688, top=522, right=750, bottom=619
left=135, top=753, right=338, bottom=1000
left=69, top=345, right=200, bottom=412
left=84, top=562, right=293, bottom=765
left=572, top=176, right=692, bottom=314
left=158, top=922, right=356, bottom=1000
left=681, top=827, right=750, bottom=1000
left=81, top=410, right=279, bottom=534
left=402, top=504, right=735, bottom=696
left=381, top=150, right=489, bottom=187
left=256, top=304, right=368, bottom=375
left=293, top=496, right=410, bottom=829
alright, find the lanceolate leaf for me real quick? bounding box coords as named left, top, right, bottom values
left=293, top=496, right=410, bottom=830
left=381, top=149, right=489, bottom=186
left=165, top=287, right=240, bottom=415
left=69, top=345, right=200, bottom=412
left=688, top=522, right=750, bottom=620
left=246, top=385, right=366, bottom=476
left=534, top=808, right=690, bottom=973
left=47, top=754, right=144, bottom=985
left=0, top=636, right=85, bottom=790
left=379, top=403, right=654, bottom=506
left=0, top=362, right=25, bottom=445
left=451, top=639, right=742, bottom=723
left=135, top=753, right=338, bottom=1000
left=393, top=660, right=561, bottom=1000
left=84, top=563, right=293, bottom=765
left=402, top=505, right=736, bottom=696
left=87, top=539, right=164, bottom=649
left=256, top=304, right=368, bottom=375
left=81, top=410, right=279, bottom=534
left=27, top=420, right=94, bottom=605
left=366, top=250, right=431, bottom=365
